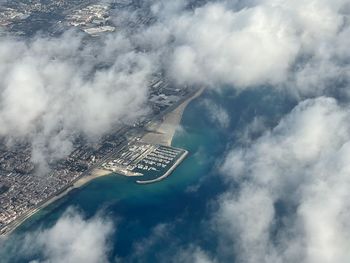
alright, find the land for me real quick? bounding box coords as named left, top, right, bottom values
left=0, top=0, right=153, bottom=36
left=0, top=0, right=206, bottom=238
left=0, top=85, right=204, bottom=237
left=1, top=168, right=110, bottom=236
left=143, top=87, right=204, bottom=146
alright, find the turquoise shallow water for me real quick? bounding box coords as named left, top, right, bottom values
left=0, top=88, right=296, bottom=262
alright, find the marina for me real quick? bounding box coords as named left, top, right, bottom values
left=102, top=142, right=188, bottom=184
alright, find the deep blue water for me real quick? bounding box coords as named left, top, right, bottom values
left=0, top=88, right=296, bottom=262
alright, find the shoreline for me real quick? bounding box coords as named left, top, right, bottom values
left=142, top=87, right=204, bottom=146
left=1, top=87, right=204, bottom=238
left=1, top=168, right=111, bottom=238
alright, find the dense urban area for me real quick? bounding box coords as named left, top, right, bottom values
left=0, top=0, right=196, bottom=235
left=0, top=0, right=158, bottom=36
left=0, top=72, right=192, bottom=235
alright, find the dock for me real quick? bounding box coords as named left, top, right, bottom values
left=136, top=150, right=188, bottom=184
left=101, top=142, right=188, bottom=184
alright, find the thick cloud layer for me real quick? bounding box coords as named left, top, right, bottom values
left=215, top=97, right=350, bottom=263
left=162, top=0, right=350, bottom=94
left=169, top=2, right=300, bottom=87
left=0, top=31, right=156, bottom=166
left=0, top=0, right=349, bottom=166
left=1, top=0, right=350, bottom=262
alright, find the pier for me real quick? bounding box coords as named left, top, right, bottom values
left=136, top=150, right=188, bottom=184
left=101, top=142, right=188, bottom=184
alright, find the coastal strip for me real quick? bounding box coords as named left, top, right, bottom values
left=1, top=87, right=204, bottom=237
left=1, top=168, right=110, bottom=237
left=142, top=87, right=204, bottom=146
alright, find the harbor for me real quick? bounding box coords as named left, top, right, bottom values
left=102, top=142, right=188, bottom=184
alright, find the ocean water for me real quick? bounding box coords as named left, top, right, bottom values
left=0, top=88, right=296, bottom=262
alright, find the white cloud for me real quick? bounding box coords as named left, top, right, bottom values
left=147, top=0, right=349, bottom=97
left=0, top=31, right=156, bottom=167
left=215, top=97, right=350, bottom=263
left=1, top=1, right=350, bottom=261
left=19, top=208, right=114, bottom=263
left=168, top=2, right=300, bottom=87
left=0, top=0, right=349, bottom=167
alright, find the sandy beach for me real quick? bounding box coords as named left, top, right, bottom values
left=142, top=87, right=204, bottom=146
left=73, top=168, right=111, bottom=188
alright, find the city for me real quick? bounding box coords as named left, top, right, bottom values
left=0, top=70, right=195, bottom=236
left=0, top=0, right=197, bottom=236
left=1, top=0, right=348, bottom=262
left=0, top=0, right=155, bottom=36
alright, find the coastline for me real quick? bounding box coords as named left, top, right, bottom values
left=1, top=168, right=111, bottom=238
left=142, top=87, right=204, bottom=146
left=1, top=87, right=205, bottom=238
left=136, top=150, right=188, bottom=184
